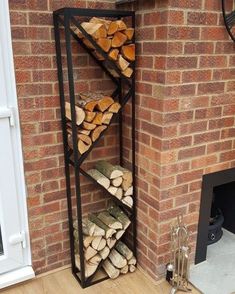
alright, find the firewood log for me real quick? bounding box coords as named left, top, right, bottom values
left=116, top=241, right=133, bottom=260
left=68, top=134, right=91, bottom=154
left=128, top=256, right=137, bottom=265
left=107, top=237, right=116, bottom=249
left=129, top=265, right=136, bottom=273
left=84, top=236, right=94, bottom=248
left=117, top=55, right=130, bottom=71
left=82, top=121, right=97, bottom=130
left=89, top=254, right=102, bottom=265
left=97, top=38, right=111, bottom=52
left=81, top=218, right=96, bottom=236
left=122, top=196, right=133, bottom=208
left=97, top=211, right=123, bottom=230
left=96, top=96, right=114, bottom=112
left=121, top=44, right=135, bottom=61
left=89, top=17, right=111, bottom=30
left=92, top=112, right=103, bottom=125
left=124, top=186, right=133, bottom=196
left=108, top=186, right=118, bottom=196
left=101, top=112, right=113, bottom=125
left=120, top=265, right=129, bottom=274
left=102, top=259, right=120, bottom=279
left=115, top=229, right=125, bottom=240
left=95, top=160, right=123, bottom=179
left=109, top=249, right=127, bottom=269
left=97, top=238, right=106, bottom=251
left=112, top=177, right=123, bottom=187
left=87, top=169, right=110, bottom=190
left=99, top=246, right=110, bottom=260
left=122, top=67, right=133, bottom=78
left=123, top=28, right=134, bottom=40
left=88, top=214, right=116, bottom=239
left=75, top=254, right=97, bottom=278
left=91, top=236, right=102, bottom=250
left=107, top=21, right=119, bottom=35
left=78, top=134, right=92, bottom=146
left=116, top=20, right=127, bottom=31
left=85, top=111, right=96, bottom=123
left=122, top=179, right=132, bottom=191
left=115, top=187, right=123, bottom=200
left=107, top=205, right=131, bottom=230
left=76, top=22, right=107, bottom=39
left=91, top=125, right=107, bottom=142
left=108, top=48, right=119, bottom=61
left=76, top=98, right=97, bottom=112
left=114, top=165, right=133, bottom=183
left=65, top=102, right=85, bottom=126
left=112, top=32, right=127, bottom=48
left=85, top=246, right=97, bottom=261
left=108, top=102, right=121, bottom=113
left=78, top=129, right=91, bottom=136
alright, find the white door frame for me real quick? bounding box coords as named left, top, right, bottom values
left=0, top=0, right=34, bottom=288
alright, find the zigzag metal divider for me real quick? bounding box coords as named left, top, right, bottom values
left=53, top=8, right=136, bottom=288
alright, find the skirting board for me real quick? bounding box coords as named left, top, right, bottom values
left=0, top=266, right=35, bottom=289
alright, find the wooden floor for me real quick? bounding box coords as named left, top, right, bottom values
left=1, top=268, right=201, bottom=294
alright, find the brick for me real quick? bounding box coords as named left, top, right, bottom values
left=191, top=155, right=218, bottom=169
left=195, top=107, right=222, bottom=119
left=194, top=131, right=220, bottom=144
left=10, top=11, right=28, bottom=25
left=199, top=56, right=227, bottom=68
left=168, top=26, right=200, bottom=40
left=198, top=82, right=225, bottom=95
left=201, top=27, right=228, bottom=40
left=167, top=57, right=197, bottom=69
left=182, top=70, right=212, bottom=83
left=28, top=12, right=52, bottom=26
left=143, top=42, right=168, bottom=55
left=187, top=12, right=217, bottom=25
left=179, top=146, right=206, bottom=159
left=184, top=42, right=214, bottom=54
left=176, top=169, right=203, bottom=185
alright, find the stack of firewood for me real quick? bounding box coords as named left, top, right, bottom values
left=102, top=241, right=136, bottom=279
left=74, top=205, right=131, bottom=278
left=65, top=93, right=121, bottom=154
left=74, top=17, right=135, bottom=78
left=87, top=160, right=133, bottom=208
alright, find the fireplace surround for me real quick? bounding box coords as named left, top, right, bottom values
left=195, top=167, right=235, bottom=264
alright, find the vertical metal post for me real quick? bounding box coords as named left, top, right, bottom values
left=118, top=78, right=123, bottom=166
left=64, top=11, right=86, bottom=287
left=53, top=13, right=76, bottom=275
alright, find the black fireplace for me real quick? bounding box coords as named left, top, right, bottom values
left=195, top=167, right=235, bottom=264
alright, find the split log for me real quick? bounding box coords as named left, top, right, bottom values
left=85, top=111, right=96, bottom=123
left=78, top=134, right=92, bottom=146
left=92, top=112, right=103, bottom=125
left=97, top=238, right=106, bottom=251
left=124, top=186, right=133, bottom=196
left=121, top=44, right=135, bottom=61
left=107, top=205, right=131, bottom=230
left=88, top=214, right=116, bottom=239
left=122, top=67, right=133, bottom=78
left=112, top=177, right=123, bottom=187
left=128, top=256, right=137, bottom=265
left=89, top=17, right=111, bottom=30
left=87, top=169, right=110, bottom=190
left=91, top=236, right=102, bottom=250
left=82, top=218, right=96, bottom=236
left=116, top=241, right=133, bottom=260
left=114, top=165, right=133, bottom=183
left=78, top=139, right=91, bottom=154
left=102, top=259, right=120, bottom=279
left=117, top=55, right=130, bottom=71
left=95, top=160, right=123, bottom=179
left=75, top=254, right=97, bottom=278
left=99, top=246, right=110, bottom=259
left=97, top=38, right=111, bottom=52
left=115, top=229, right=125, bottom=240
left=108, top=102, right=121, bottom=113
left=122, top=179, right=132, bottom=191
left=78, top=129, right=91, bottom=136
left=82, top=121, right=97, bottom=130
left=112, top=32, right=127, bottom=48
left=89, top=254, right=102, bottom=265
left=76, top=98, right=97, bottom=112
left=116, top=20, right=127, bottom=31
left=129, top=265, right=136, bottom=273
left=123, top=28, right=134, bottom=40
left=84, top=236, right=94, bottom=248
left=108, top=186, right=118, bottom=196
left=96, top=96, right=114, bottom=112
left=120, top=265, right=128, bottom=274
left=101, top=112, right=113, bottom=125
left=97, top=211, right=123, bottom=230
left=93, top=224, right=106, bottom=237
left=85, top=246, right=97, bottom=261
left=91, top=125, right=107, bottom=142
left=77, top=22, right=107, bottom=39
left=108, top=49, right=119, bottom=61
left=107, top=237, right=116, bottom=249
left=122, top=196, right=133, bottom=208
left=65, top=102, right=85, bottom=126
left=67, top=134, right=92, bottom=154
left=115, top=187, right=123, bottom=200
left=109, top=249, right=127, bottom=269
left=107, top=21, right=119, bottom=35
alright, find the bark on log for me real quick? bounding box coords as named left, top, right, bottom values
left=87, top=169, right=110, bottom=190
left=97, top=211, right=123, bottom=229
left=121, top=44, right=135, bottom=61
left=109, top=249, right=127, bottom=269
left=65, top=102, right=85, bottom=126
left=99, top=246, right=110, bottom=260
left=124, top=186, right=133, bottom=196
left=108, top=49, right=119, bottom=61
left=75, top=254, right=98, bottom=278
left=116, top=241, right=133, bottom=260
left=102, top=259, right=120, bottom=279
left=115, top=187, right=123, bottom=200
left=108, top=186, right=118, bottom=196
left=88, top=214, right=116, bottom=239
left=96, top=96, right=114, bottom=112
left=101, top=112, right=113, bottom=125
left=112, top=32, right=127, bottom=48
left=108, top=102, right=121, bottom=113
left=107, top=205, right=131, bottom=230
left=91, top=125, right=107, bottom=142
left=129, top=265, right=136, bottom=273
left=122, top=196, right=133, bottom=208
left=112, top=177, right=123, bottom=187
left=117, top=55, right=130, bottom=71
left=85, top=246, right=97, bottom=261
left=95, top=160, right=123, bottom=179
left=120, top=265, right=129, bottom=274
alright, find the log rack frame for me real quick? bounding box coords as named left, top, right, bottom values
left=53, top=8, right=136, bottom=288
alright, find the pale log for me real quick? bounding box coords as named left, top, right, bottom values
left=122, top=196, right=133, bottom=208
left=75, top=254, right=97, bottom=278
left=78, top=134, right=92, bottom=146
left=124, top=186, right=133, bottom=196
left=122, top=179, right=132, bottom=191
left=84, top=236, right=94, bottom=248
left=88, top=214, right=116, bottom=239
left=128, top=256, right=137, bottom=265
left=107, top=237, right=116, bottom=249
left=108, top=49, right=119, bottom=61
left=96, top=96, right=114, bottom=112
left=115, top=187, right=123, bottom=200
left=129, top=265, right=136, bottom=273
left=78, top=129, right=91, bottom=136
left=87, top=169, right=110, bottom=189
left=95, top=160, right=123, bottom=179
left=92, top=112, right=103, bottom=125
left=112, top=177, right=123, bottom=187
left=108, top=186, right=118, bottom=196
left=115, top=229, right=125, bottom=240
left=112, top=32, right=127, bottom=48
left=107, top=205, right=131, bottom=230
left=91, top=236, right=102, bottom=250
left=65, top=102, right=85, bottom=126
left=120, top=265, right=128, bottom=274
left=97, top=238, right=106, bottom=251
left=99, top=246, right=110, bottom=260
left=82, top=121, right=97, bottom=130
left=97, top=211, right=123, bottom=230
left=78, top=140, right=90, bottom=154
left=91, top=125, right=107, bottom=142
left=89, top=254, right=102, bottom=265
left=123, top=28, right=134, bottom=40
left=89, top=17, right=111, bottom=30
left=109, top=249, right=127, bottom=269
left=77, top=22, right=107, bottom=39
left=101, top=112, right=113, bottom=125
left=85, top=246, right=97, bottom=261
left=122, top=67, right=133, bottom=78
left=117, top=55, right=130, bottom=71
left=114, top=165, right=133, bottom=183
left=116, top=241, right=133, bottom=260
left=121, top=44, right=135, bottom=61
left=82, top=218, right=96, bottom=236
left=108, top=102, right=121, bottom=113
left=93, top=224, right=106, bottom=237
left=85, top=111, right=96, bottom=123
left=76, top=99, right=97, bottom=112
left=102, top=259, right=120, bottom=279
